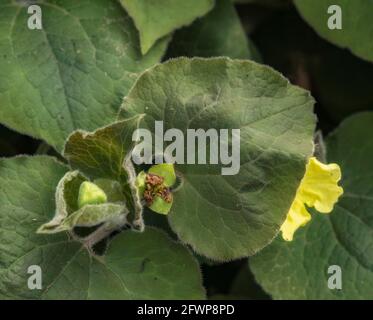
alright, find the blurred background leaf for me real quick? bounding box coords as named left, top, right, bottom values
left=294, top=0, right=373, bottom=63
left=167, top=0, right=261, bottom=61
left=247, top=5, right=373, bottom=131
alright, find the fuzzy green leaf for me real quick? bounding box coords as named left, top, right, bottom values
left=0, top=0, right=167, bottom=152
left=37, top=170, right=86, bottom=233
left=250, top=113, right=373, bottom=299
left=119, top=0, right=215, bottom=54
left=0, top=156, right=205, bottom=299
left=63, top=116, right=142, bottom=182
left=119, top=57, right=316, bottom=261
left=294, top=0, right=373, bottom=62
left=63, top=116, right=145, bottom=230
left=46, top=203, right=128, bottom=233
left=38, top=172, right=128, bottom=234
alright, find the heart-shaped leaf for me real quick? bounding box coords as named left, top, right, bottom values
left=119, top=0, right=215, bottom=54
left=119, top=57, right=316, bottom=261
left=167, top=0, right=260, bottom=60
left=250, top=112, right=373, bottom=299
left=294, top=0, right=373, bottom=62
left=0, top=156, right=205, bottom=299
left=0, top=0, right=168, bottom=152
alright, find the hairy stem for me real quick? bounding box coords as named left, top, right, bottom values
left=82, top=215, right=127, bottom=249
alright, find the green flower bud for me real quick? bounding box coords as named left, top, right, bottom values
left=78, top=181, right=108, bottom=209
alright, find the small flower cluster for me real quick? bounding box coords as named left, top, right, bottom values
left=143, top=173, right=172, bottom=206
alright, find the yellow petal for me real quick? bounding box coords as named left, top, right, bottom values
left=280, top=157, right=343, bottom=241
left=280, top=198, right=311, bottom=241
left=299, top=157, right=343, bottom=213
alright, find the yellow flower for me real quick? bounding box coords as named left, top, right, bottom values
left=280, top=157, right=343, bottom=241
